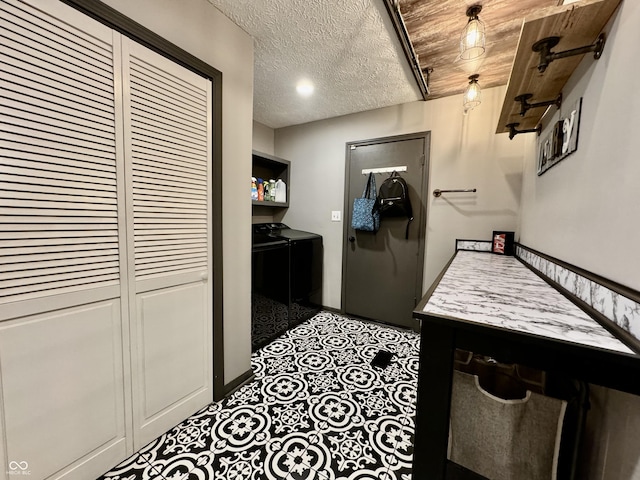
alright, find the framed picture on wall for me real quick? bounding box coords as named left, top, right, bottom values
left=537, top=98, right=582, bottom=175
left=492, top=231, right=514, bottom=255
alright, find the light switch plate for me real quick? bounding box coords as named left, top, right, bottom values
left=331, top=211, right=341, bottom=222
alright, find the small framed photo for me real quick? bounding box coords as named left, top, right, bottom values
left=492, top=231, right=515, bottom=256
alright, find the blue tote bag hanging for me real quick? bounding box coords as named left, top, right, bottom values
left=351, top=173, right=380, bottom=232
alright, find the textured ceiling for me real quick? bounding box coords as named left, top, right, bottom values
left=207, top=0, right=422, bottom=128
left=207, top=0, right=563, bottom=129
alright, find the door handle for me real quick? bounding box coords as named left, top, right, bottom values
left=348, top=236, right=355, bottom=243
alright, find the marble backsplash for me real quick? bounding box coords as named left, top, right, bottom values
left=516, top=245, right=640, bottom=345
left=456, top=239, right=492, bottom=252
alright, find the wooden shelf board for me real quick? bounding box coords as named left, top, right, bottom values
left=252, top=200, right=289, bottom=208
left=496, top=0, right=622, bottom=134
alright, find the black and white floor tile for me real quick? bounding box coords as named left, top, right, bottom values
left=99, top=312, right=419, bottom=480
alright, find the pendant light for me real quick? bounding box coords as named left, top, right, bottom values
left=460, top=5, right=485, bottom=61
left=463, top=74, right=481, bottom=112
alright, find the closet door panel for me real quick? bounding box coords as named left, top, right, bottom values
left=136, top=283, right=207, bottom=420
left=122, top=38, right=213, bottom=448
left=0, top=1, right=129, bottom=479
left=0, top=0, right=123, bottom=313
left=0, top=301, right=126, bottom=480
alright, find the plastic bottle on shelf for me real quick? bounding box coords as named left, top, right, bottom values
left=257, top=178, right=264, bottom=201
left=264, top=181, right=271, bottom=201
left=269, top=179, right=276, bottom=201
left=251, top=177, right=258, bottom=200
left=274, top=179, right=286, bottom=203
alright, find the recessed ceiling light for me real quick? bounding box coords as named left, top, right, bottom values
left=296, top=80, right=314, bottom=97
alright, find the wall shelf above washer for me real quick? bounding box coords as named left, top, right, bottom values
left=252, top=150, right=290, bottom=208
left=496, top=0, right=622, bottom=135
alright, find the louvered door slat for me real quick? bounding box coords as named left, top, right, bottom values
left=5, top=107, right=115, bottom=146
left=2, top=98, right=115, bottom=137
left=2, top=94, right=115, bottom=131
left=131, top=145, right=208, bottom=171
left=0, top=255, right=118, bottom=274
left=0, top=191, right=116, bottom=205
left=2, top=179, right=117, bottom=198
left=2, top=135, right=116, bottom=167
left=0, top=80, right=114, bottom=123
left=1, top=274, right=120, bottom=298
left=3, top=152, right=117, bottom=176
left=125, top=40, right=210, bottom=281
left=2, top=249, right=119, bottom=264
left=1, top=18, right=114, bottom=92
left=133, top=230, right=207, bottom=238
left=0, top=235, right=118, bottom=248
left=2, top=53, right=114, bottom=105
left=131, top=128, right=207, bottom=158
left=0, top=194, right=116, bottom=209
left=136, top=255, right=207, bottom=272
left=130, top=114, right=207, bottom=147
left=130, top=87, right=205, bottom=127
left=130, top=59, right=205, bottom=108
left=132, top=161, right=207, bottom=182
left=134, top=195, right=207, bottom=209
left=0, top=0, right=118, bottom=305
left=3, top=241, right=118, bottom=256
left=2, top=0, right=114, bottom=67
left=130, top=61, right=205, bottom=110
left=136, top=252, right=207, bottom=264
left=4, top=124, right=115, bottom=155
left=131, top=159, right=206, bottom=182
left=138, top=239, right=207, bottom=252
left=0, top=261, right=119, bottom=281
left=132, top=262, right=205, bottom=278
left=133, top=205, right=206, bottom=215
left=129, top=106, right=205, bottom=139
left=132, top=171, right=206, bottom=190
left=0, top=205, right=118, bottom=218
left=1, top=266, right=120, bottom=288
left=0, top=216, right=118, bottom=226
left=132, top=185, right=206, bottom=199
left=1, top=229, right=118, bottom=239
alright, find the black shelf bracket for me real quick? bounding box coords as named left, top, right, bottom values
left=532, top=33, right=606, bottom=73
left=506, top=122, right=541, bottom=140
left=515, top=93, right=562, bottom=117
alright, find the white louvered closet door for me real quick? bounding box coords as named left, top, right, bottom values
left=0, top=0, right=214, bottom=476
left=121, top=38, right=213, bottom=448
left=0, top=1, right=128, bottom=479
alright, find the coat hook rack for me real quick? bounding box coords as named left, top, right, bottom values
left=433, top=188, right=477, bottom=198
left=361, top=166, right=407, bottom=175
left=515, top=93, right=562, bottom=117
left=506, top=122, right=541, bottom=140
left=532, top=33, right=606, bottom=74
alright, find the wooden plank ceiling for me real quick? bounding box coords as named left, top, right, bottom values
left=398, top=0, right=559, bottom=100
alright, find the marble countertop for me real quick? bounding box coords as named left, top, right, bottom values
left=421, top=251, right=634, bottom=355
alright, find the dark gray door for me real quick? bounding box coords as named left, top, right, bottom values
left=342, top=133, right=429, bottom=329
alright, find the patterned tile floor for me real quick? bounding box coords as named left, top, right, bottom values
left=99, top=312, right=419, bottom=480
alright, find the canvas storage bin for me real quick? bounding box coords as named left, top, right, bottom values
left=449, top=370, right=567, bottom=480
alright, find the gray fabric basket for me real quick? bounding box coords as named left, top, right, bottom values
left=449, top=371, right=567, bottom=480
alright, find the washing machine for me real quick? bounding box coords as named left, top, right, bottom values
left=251, top=223, right=323, bottom=350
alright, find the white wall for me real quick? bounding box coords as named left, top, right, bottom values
left=519, top=1, right=640, bottom=292
left=275, top=85, right=528, bottom=309
left=519, top=2, right=640, bottom=478
left=102, top=0, right=254, bottom=384
left=253, top=121, right=275, bottom=155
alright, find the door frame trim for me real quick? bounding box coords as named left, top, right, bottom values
left=60, top=0, right=225, bottom=401
left=341, top=131, right=431, bottom=325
